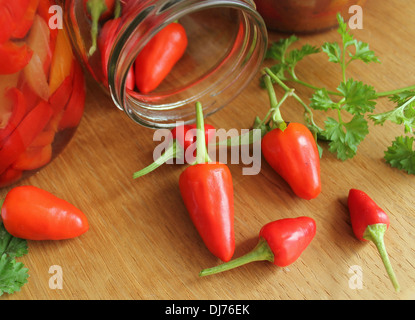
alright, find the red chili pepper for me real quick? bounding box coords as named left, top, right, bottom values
left=1, top=185, right=89, bottom=240
left=0, top=100, right=53, bottom=175
left=178, top=102, right=234, bottom=262
left=199, top=216, right=316, bottom=276
left=0, top=41, right=33, bottom=75
left=133, top=123, right=215, bottom=178
left=348, top=188, right=400, bottom=292
left=261, top=122, right=321, bottom=200
left=260, top=73, right=321, bottom=200
left=84, top=0, right=117, bottom=56
left=134, top=22, right=188, bottom=94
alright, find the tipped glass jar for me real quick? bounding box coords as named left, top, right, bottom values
left=62, top=0, right=268, bottom=128
left=0, top=1, right=86, bottom=188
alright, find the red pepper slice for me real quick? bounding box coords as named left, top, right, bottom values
left=0, top=88, right=27, bottom=145
left=199, top=216, right=316, bottom=276
left=0, top=167, right=22, bottom=188
left=0, top=41, right=33, bottom=75
left=133, top=123, right=215, bottom=178
left=49, top=60, right=75, bottom=115
left=0, top=0, right=31, bottom=43
left=134, top=22, right=188, bottom=94
left=178, top=102, right=234, bottom=262
left=11, top=0, right=40, bottom=39
left=12, top=143, right=52, bottom=171
left=98, top=17, right=121, bottom=85
left=0, top=100, right=53, bottom=174
left=58, top=61, right=86, bottom=130
left=1, top=185, right=89, bottom=240
left=348, top=188, right=400, bottom=292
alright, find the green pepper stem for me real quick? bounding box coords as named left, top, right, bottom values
left=87, top=0, right=108, bottom=56
left=132, top=141, right=182, bottom=178
left=195, top=102, right=211, bottom=164
left=363, top=224, right=400, bottom=292
left=199, top=238, right=274, bottom=277
left=262, top=72, right=287, bottom=131
left=114, top=0, right=121, bottom=18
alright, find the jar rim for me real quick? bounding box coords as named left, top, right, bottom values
left=108, top=0, right=268, bottom=128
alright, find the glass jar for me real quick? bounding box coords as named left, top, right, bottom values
left=62, top=0, right=268, bottom=128
left=0, top=1, right=86, bottom=188
left=255, top=0, right=367, bottom=33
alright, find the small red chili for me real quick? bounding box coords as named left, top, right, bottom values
left=1, top=185, right=89, bottom=240
left=261, top=122, right=321, bottom=200
left=179, top=102, right=235, bottom=262
left=260, top=73, right=321, bottom=200
left=134, top=22, right=188, bottom=94
left=348, top=188, right=400, bottom=292
left=199, top=216, right=316, bottom=276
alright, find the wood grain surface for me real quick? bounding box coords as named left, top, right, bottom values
left=2, top=0, right=415, bottom=300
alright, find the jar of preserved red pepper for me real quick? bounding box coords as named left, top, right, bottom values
left=255, top=0, right=367, bottom=33
left=0, top=0, right=86, bottom=188
left=62, top=0, right=268, bottom=128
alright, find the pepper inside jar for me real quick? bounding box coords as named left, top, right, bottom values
left=0, top=0, right=86, bottom=188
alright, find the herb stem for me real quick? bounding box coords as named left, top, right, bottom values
left=264, top=68, right=323, bottom=132
left=376, top=85, right=415, bottom=97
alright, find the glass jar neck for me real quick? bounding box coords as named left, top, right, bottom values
left=110, top=1, right=268, bottom=128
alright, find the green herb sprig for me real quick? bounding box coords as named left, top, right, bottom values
left=264, top=13, right=415, bottom=174
left=0, top=213, right=29, bottom=296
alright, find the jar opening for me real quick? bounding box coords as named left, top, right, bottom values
left=109, top=1, right=267, bottom=128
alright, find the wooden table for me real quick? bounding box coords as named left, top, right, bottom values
left=2, top=0, right=415, bottom=301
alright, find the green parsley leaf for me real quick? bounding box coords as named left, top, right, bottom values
left=337, top=79, right=377, bottom=115
left=0, top=254, right=29, bottom=296
left=370, top=94, right=415, bottom=133
left=265, top=35, right=299, bottom=62
left=322, top=42, right=342, bottom=64
left=0, top=222, right=29, bottom=296
left=0, top=223, right=28, bottom=258
left=384, top=136, right=415, bottom=174
left=265, top=36, right=319, bottom=82
left=349, top=40, right=381, bottom=64
left=323, top=115, right=369, bottom=160
left=336, top=13, right=354, bottom=47
left=285, top=44, right=320, bottom=68
left=310, top=88, right=338, bottom=111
